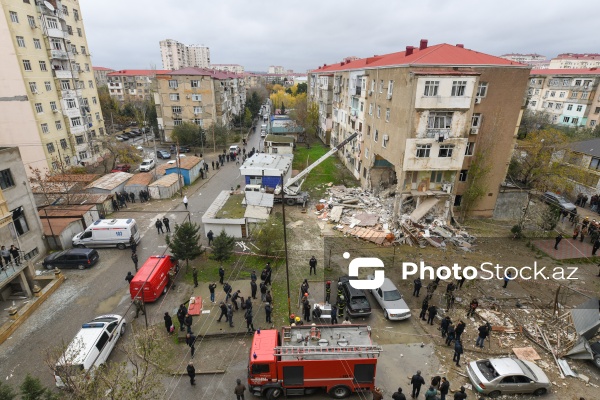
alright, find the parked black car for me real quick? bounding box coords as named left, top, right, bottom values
left=337, top=276, right=372, bottom=317
left=42, top=248, right=100, bottom=270
left=171, top=145, right=191, bottom=154
left=157, top=150, right=171, bottom=159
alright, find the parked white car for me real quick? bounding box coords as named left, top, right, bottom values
left=367, top=275, right=411, bottom=320
left=139, top=158, right=155, bottom=172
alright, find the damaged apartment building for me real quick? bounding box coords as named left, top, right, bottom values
left=308, top=40, right=530, bottom=219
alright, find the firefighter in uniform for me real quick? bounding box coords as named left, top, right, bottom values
left=325, top=281, right=331, bottom=304
left=337, top=295, right=345, bottom=318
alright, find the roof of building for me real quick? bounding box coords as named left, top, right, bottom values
left=93, top=66, right=114, bottom=71
left=244, top=205, right=270, bottom=220
left=202, top=191, right=245, bottom=223
left=107, top=69, right=169, bottom=77
left=242, top=192, right=275, bottom=208
left=265, top=134, right=295, bottom=143
left=38, top=205, right=94, bottom=218
left=85, top=172, right=134, bottom=191
left=570, top=138, right=600, bottom=158
left=215, top=194, right=246, bottom=219
left=47, top=174, right=100, bottom=183
left=148, top=173, right=180, bottom=187
left=555, top=53, right=600, bottom=60
left=311, top=43, right=527, bottom=73
left=158, top=67, right=240, bottom=79
left=40, top=217, right=82, bottom=236
left=124, top=172, right=154, bottom=186
left=240, top=154, right=293, bottom=176
left=165, top=156, right=203, bottom=171
left=531, top=68, right=600, bottom=76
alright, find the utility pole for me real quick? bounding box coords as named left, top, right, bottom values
left=281, top=174, right=291, bottom=319
left=151, top=127, right=157, bottom=180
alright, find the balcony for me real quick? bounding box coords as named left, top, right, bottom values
left=69, top=124, right=86, bottom=135
left=61, top=89, right=83, bottom=99
left=49, top=49, right=70, bottom=60
left=53, top=69, right=78, bottom=79
left=423, top=128, right=451, bottom=139
left=354, top=87, right=361, bottom=96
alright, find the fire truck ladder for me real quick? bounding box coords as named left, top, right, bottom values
left=274, top=345, right=383, bottom=357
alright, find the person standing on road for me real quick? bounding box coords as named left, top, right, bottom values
left=234, top=378, right=246, bottom=400
left=223, top=282, right=232, bottom=302
left=420, top=298, right=429, bottom=320
left=177, top=304, right=187, bottom=331
left=330, top=304, right=338, bottom=324
left=211, top=160, right=215, bottom=170
left=427, top=304, right=437, bottom=325
left=439, top=377, right=450, bottom=400
left=392, top=387, right=406, bottom=400
left=555, top=233, right=563, bottom=250
left=227, top=304, right=234, bottom=327
left=129, top=235, right=137, bottom=253
left=183, top=195, right=188, bottom=210
left=155, top=219, right=164, bottom=234
left=372, top=387, right=383, bottom=400
left=502, top=271, right=512, bottom=288
left=441, top=316, right=451, bottom=338
left=476, top=323, right=490, bottom=348
left=265, top=302, right=272, bottom=323
left=186, top=362, right=196, bottom=386
left=593, top=237, right=600, bottom=256
left=260, top=282, right=267, bottom=301
left=410, top=370, right=426, bottom=399
left=413, top=277, right=422, bottom=297
left=325, top=281, right=331, bottom=303
left=208, top=230, right=214, bottom=246
left=186, top=333, right=197, bottom=358
left=162, top=217, right=170, bottom=233
left=192, top=267, right=198, bottom=288
left=309, top=256, right=317, bottom=275
left=455, top=320, right=466, bottom=341
left=125, top=271, right=134, bottom=284
left=133, top=298, right=145, bottom=318
left=129, top=192, right=135, bottom=203
left=218, top=264, right=224, bottom=283
left=209, top=282, right=217, bottom=303
left=453, top=339, right=463, bottom=367
left=250, top=280, right=257, bottom=299
left=244, top=308, right=254, bottom=332
left=467, top=299, right=478, bottom=317
left=184, top=313, right=193, bottom=334
left=217, top=301, right=228, bottom=322
left=131, top=252, right=139, bottom=272
left=164, top=312, right=173, bottom=334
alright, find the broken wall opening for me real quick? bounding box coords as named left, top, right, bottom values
left=369, top=155, right=396, bottom=191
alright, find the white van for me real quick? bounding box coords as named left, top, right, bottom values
left=55, top=314, right=126, bottom=388
left=72, top=219, right=140, bottom=249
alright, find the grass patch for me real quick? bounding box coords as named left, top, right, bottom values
left=215, top=194, right=246, bottom=218
left=292, top=143, right=357, bottom=198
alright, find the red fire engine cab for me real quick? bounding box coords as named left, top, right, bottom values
left=248, top=324, right=382, bottom=399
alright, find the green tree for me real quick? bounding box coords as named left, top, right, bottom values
left=165, top=221, right=204, bottom=270
left=253, top=215, right=284, bottom=256
left=243, top=108, right=253, bottom=127
left=539, top=204, right=560, bottom=231
left=296, top=82, right=307, bottom=95
left=20, top=374, right=59, bottom=400
left=210, top=230, right=235, bottom=261
left=170, top=122, right=203, bottom=147
left=95, top=135, right=143, bottom=173
left=0, top=380, right=16, bottom=400
left=306, top=102, right=319, bottom=137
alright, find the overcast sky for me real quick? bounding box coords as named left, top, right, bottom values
left=82, top=0, right=597, bottom=73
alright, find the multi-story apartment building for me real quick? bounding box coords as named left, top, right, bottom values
left=268, top=66, right=285, bottom=75
left=526, top=69, right=600, bottom=129
left=93, top=66, right=113, bottom=87
left=155, top=68, right=246, bottom=142
left=500, top=53, right=546, bottom=64
left=548, top=54, right=600, bottom=70
left=106, top=69, right=167, bottom=102
left=309, top=40, right=530, bottom=218
left=210, top=64, right=244, bottom=74
left=0, top=0, right=107, bottom=173
left=159, top=39, right=210, bottom=70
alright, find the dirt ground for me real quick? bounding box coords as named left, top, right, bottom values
left=282, top=203, right=600, bottom=399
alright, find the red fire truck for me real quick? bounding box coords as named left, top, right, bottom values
left=247, top=324, right=382, bottom=399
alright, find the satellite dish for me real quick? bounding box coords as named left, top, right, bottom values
left=44, top=1, right=55, bottom=11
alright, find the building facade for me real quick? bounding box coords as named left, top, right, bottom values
left=154, top=68, right=246, bottom=142
left=106, top=69, right=167, bottom=102
left=159, top=39, right=210, bottom=70
left=0, top=0, right=107, bottom=173
left=548, top=54, right=600, bottom=70
left=93, top=66, right=113, bottom=87
left=309, top=41, right=530, bottom=218
left=210, top=64, right=244, bottom=74
left=268, top=66, right=285, bottom=75
left=526, top=69, right=600, bottom=129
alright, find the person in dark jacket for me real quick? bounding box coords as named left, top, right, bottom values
left=260, top=282, right=267, bottom=301
left=234, top=378, right=246, bottom=400
left=309, top=256, right=317, bottom=275
left=218, top=265, right=225, bottom=284
left=303, top=299, right=311, bottom=322
left=439, top=377, right=450, bottom=400
left=330, top=304, right=338, bottom=324
left=184, top=313, right=193, bottom=334
left=265, top=302, right=272, bottom=323
left=467, top=298, right=478, bottom=317
left=244, top=308, right=254, bottom=332
left=162, top=217, right=170, bottom=233
left=427, top=305, right=437, bottom=325
left=431, top=375, right=441, bottom=389
left=250, top=280, right=257, bottom=299
left=155, top=218, right=164, bottom=234
left=129, top=235, right=137, bottom=253
left=209, top=282, right=217, bottom=303
left=186, top=362, right=196, bottom=386
left=445, top=324, right=456, bottom=346
left=227, top=304, right=234, bottom=327
left=455, top=320, right=466, bottom=340
left=453, top=339, right=464, bottom=367
left=192, top=267, right=198, bottom=288
left=217, top=301, right=228, bottom=322
left=186, top=333, right=196, bottom=358
left=410, top=370, right=426, bottom=398
left=476, top=323, right=490, bottom=348
left=125, top=271, right=134, bottom=284
left=131, top=252, right=138, bottom=272
left=207, top=230, right=214, bottom=245
left=413, top=278, right=422, bottom=296
left=453, top=386, right=467, bottom=400
left=250, top=270, right=257, bottom=282
left=441, top=316, right=451, bottom=337
left=9, top=245, right=20, bottom=265
left=164, top=312, right=173, bottom=334
left=232, top=290, right=241, bottom=310
left=392, top=387, right=407, bottom=400
left=223, top=282, right=232, bottom=302
left=177, top=304, right=187, bottom=331
left=265, top=290, right=273, bottom=304
left=420, top=298, right=429, bottom=320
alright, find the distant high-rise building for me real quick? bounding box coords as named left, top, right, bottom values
left=548, top=53, right=600, bottom=69
left=159, top=39, right=210, bottom=70
left=210, top=64, right=244, bottom=74
left=0, top=0, right=107, bottom=174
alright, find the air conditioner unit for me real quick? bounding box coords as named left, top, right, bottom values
left=386, top=93, right=392, bottom=100
left=474, top=97, right=482, bottom=104
left=186, top=95, right=191, bottom=99
left=52, top=109, right=58, bottom=113
left=368, top=90, right=373, bottom=96
left=383, top=134, right=389, bottom=141
left=32, top=89, right=39, bottom=94
left=470, top=128, right=479, bottom=135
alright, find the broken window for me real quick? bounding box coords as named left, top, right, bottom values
left=428, top=112, right=453, bottom=129
left=459, top=170, right=468, bottom=181
left=416, top=144, right=431, bottom=158
left=438, top=144, right=454, bottom=158
left=430, top=171, right=443, bottom=183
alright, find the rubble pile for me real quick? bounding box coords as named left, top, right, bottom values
left=315, top=185, right=475, bottom=247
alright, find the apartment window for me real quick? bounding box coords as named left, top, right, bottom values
left=43, top=82, right=52, bottom=92
left=71, top=44, right=77, bottom=53
left=424, top=80, right=440, bottom=96
left=547, top=102, right=554, bottom=109
left=66, top=25, right=72, bottom=35
left=571, top=92, right=578, bottom=99
left=77, top=28, right=82, bottom=37
left=75, top=135, right=84, bottom=144
left=88, top=80, right=94, bottom=88
left=33, top=38, right=41, bottom=49
left=0, top=169, right=15, bottom=189
left=549, top=79, right=559, bottom=86
left=192, top=94, right=201, bottom=101
left=11, top=206, right=29, bottom=236
left=95, top=112, right=100, bottom=121
left=530, top=101, right=537, bottom=106
left=556, top=103, right=563, bottom=110
left=416, top=144, right=431, bottom=158
left=99, top=127, right=104, bottom=135
left=589, top=157, right=600, bottom=170
left=66, top=98, right=76, bottom=108
left=84, top=63, right=90, bottom=72
left=193, top=106, right=202, bottom=114
left=23, top=60, right=32, bottom=71
left=50, top=101, right=57, bottom=111
left=387, top=80, right=393, bottom=98
left=64, top=155, right=70, bottom=165
left=170, top=93, right=180, bottom=101
left=567, top=104, right=573, bottom=111
left=62, top=5, right=68, bottom=15
left=431, top=171, right=443, bottom=183
left=368, top=104, right=373, bottom=115
left=385, top=108, right=390, bottom=122
left=92, top=97, right=97, bottom=105
left=172, top=106, right=182, bottom=113
left=193, top=118, right=203, bottom=126
left=9, top=11, right=18, bottom=23
left=39, top=61, right=47, bottom=71
left=382, top=134, right=389, bottom=148
left=582, top=92, right=589, bottom=100
left=71, top=117, right=82, bottom=126
left=465, top=142, right=475, bottom=156
left=572, top=118, right=579, bottom=125
left=562, top=79, right=570, bottom=86
left=428, top=112, right=453, bottom=129
left=451, top=81, right=467, bottom=96
left=574, top=80, right=581, bottom=86
left=563, top=117, right=570, bottom=123
left=55, top=120, right=62, bottom=130
left=373, top=130, right=378, bottom=142
left=550, top=91, right=556, bottom=97
left=191, top=80, right=199, bottom=88
left=591, top=120, right=597, bottom=127
left=73, top=9, right=79, bottom=21
left=377, top=106, right=381, bottom=118
left=476, top=82, right=488, bottom=97
left=438, top=144, right=455, bottom=157
left=174, top=119, right=183, bottom=126
left=459, top=170, right=468, bottom=182
left=40, top=123, right=49, bottom=134
left=577, top=105, right=583, bottom=112
left=29, top=82, right=37, bottom=93
left=559, top=92, right=565, bottom=98
left=595, top=107, right=600, bottom=114
left=16, top=36, right=26, bottom=48
left=471, top=113, right=482, bottom=128
left=34, top=103, right=43, bottom=113
left=379, top=80, right=384, bottom=93
left=80, top=46, right=86, bottom=55
left=78, top=151, right=87, bottom=159
left=169, top=80, right=178, bottom=89
left=46, top=142, right=55, bottom=153
left=534, top=89, right=540, bottom=95
left=454, top=195, right=462, bottom=207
